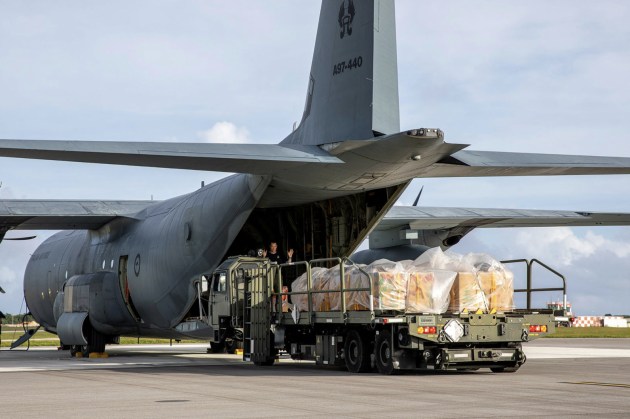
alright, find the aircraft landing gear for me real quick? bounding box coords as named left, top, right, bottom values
left=69, top=327, right=107, bottom=357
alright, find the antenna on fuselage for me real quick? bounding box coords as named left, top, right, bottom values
left=413, top=186, right=424, bottom=207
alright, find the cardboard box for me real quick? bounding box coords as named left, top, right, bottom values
left=449, top=272, right=487, bottom=312
left=478, top=271, right=514, bottom=312
left=406, top=272, right=434, bottom=313
left=375, top=272, right=407, bottom=310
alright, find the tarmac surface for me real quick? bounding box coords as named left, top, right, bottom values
left=1, top=339, right=629, bottom=418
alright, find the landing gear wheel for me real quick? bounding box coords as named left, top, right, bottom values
left=70, top=345, right=81, bottom=357
left=344, top=330, right=371, bottom=373
left=225, top=338, right=242, bottom=354
left=375, top=330, right=397, bottom=375
left=86, top=328, right=106, bottom=355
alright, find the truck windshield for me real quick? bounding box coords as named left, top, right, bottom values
left=212, top=272, right=227, bottom=293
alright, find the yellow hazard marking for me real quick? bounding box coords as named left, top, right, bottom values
left=562, top=381, right=630, bottom=389
left=88, top=352, right=109, bottom=359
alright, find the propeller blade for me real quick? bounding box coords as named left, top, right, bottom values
left=412, top=186, right=424, bottom=207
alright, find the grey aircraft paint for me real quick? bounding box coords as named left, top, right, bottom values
left=2, top=1, right=630, bottom=350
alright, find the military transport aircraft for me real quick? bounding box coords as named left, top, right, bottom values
left=2, top=0, right=630, bottom=354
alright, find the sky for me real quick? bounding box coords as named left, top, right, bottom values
left=1, top=0, right=630, bottom=316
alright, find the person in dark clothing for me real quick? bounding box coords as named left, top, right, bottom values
left=264, top=241, right=294, bottom=264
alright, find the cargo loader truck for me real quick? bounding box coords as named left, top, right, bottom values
left=206, top=256, right=556, bottom=374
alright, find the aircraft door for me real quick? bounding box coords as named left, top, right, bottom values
left=118, top=256, right=141, bottom=321
left=209, top=271, right=229, bottom=330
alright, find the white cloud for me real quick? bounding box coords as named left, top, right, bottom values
left=515, top=228, right=597, bottom=266
left=514, top=228, right=630, bottom=266
left=198, top=121, right=251, bottom=144
left=454, top=227, right=630, bottom=315
left=0, top=266, right=18, bottom=289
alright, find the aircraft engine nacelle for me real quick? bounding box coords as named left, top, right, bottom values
left=355, top=228, right=466, bottom=265
left=368, top=228, right=464, bottom=252
left=351, top=244, right=431, bottom=265
left=56, top=272, right=137, bottom=346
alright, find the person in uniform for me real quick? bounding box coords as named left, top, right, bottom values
left=264, top=241, right=293, bottom=264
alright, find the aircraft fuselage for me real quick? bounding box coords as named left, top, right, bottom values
left=25, top=174, right=270, bottom=338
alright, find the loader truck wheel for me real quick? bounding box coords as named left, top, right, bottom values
left=344, top=330, right=371, bottom=373
left=375, top=330, right=396, bottom=375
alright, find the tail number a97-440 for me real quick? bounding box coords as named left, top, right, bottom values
left=333, top=56, right=363, bottom=76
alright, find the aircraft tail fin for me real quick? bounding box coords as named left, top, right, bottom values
left=281, top=0, right=399, bottom=146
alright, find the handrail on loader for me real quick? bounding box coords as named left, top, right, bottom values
left=501, top=258, right=567, bottom=311
left=274, top=257, right=375, bottom=324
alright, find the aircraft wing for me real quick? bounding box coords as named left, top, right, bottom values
left=427, top=150, right=630, bottom=177
left=381, top=206, right=630, bottom=229
left=370, top=205, right=630, bottom=249
left=4, top=136, right=630, bottom=179
left=0, top=200, right=154, bottom=242
left=0, top=140, right=342, bottom=174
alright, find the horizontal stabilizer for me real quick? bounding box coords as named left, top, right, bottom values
left=0, top=140, right=341, bottom=174
left=430, top=150, right=630, bottom=177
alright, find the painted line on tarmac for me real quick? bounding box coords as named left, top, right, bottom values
left=562, top=381, right=630, bottom=389
left=525, top=346, right=630, bottom=359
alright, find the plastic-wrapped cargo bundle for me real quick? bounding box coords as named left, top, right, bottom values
left=314, top=265, right=341, bottom=311
left=406, top=270, right=457, bottom=314
left=476, top=271, right=515, bottom=312
left=413, top=248, right=515, bottom=312
left=465, top=252, right=515, bottom=312
left=344, top=264, right=370, bottom=310
left=413, top=247, right=465, bottom=272
left=291, top=267, right=328, bottom=312
left=368, top=259, right=407, bottom=310
left=317, top=265, right=375, bottom=311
